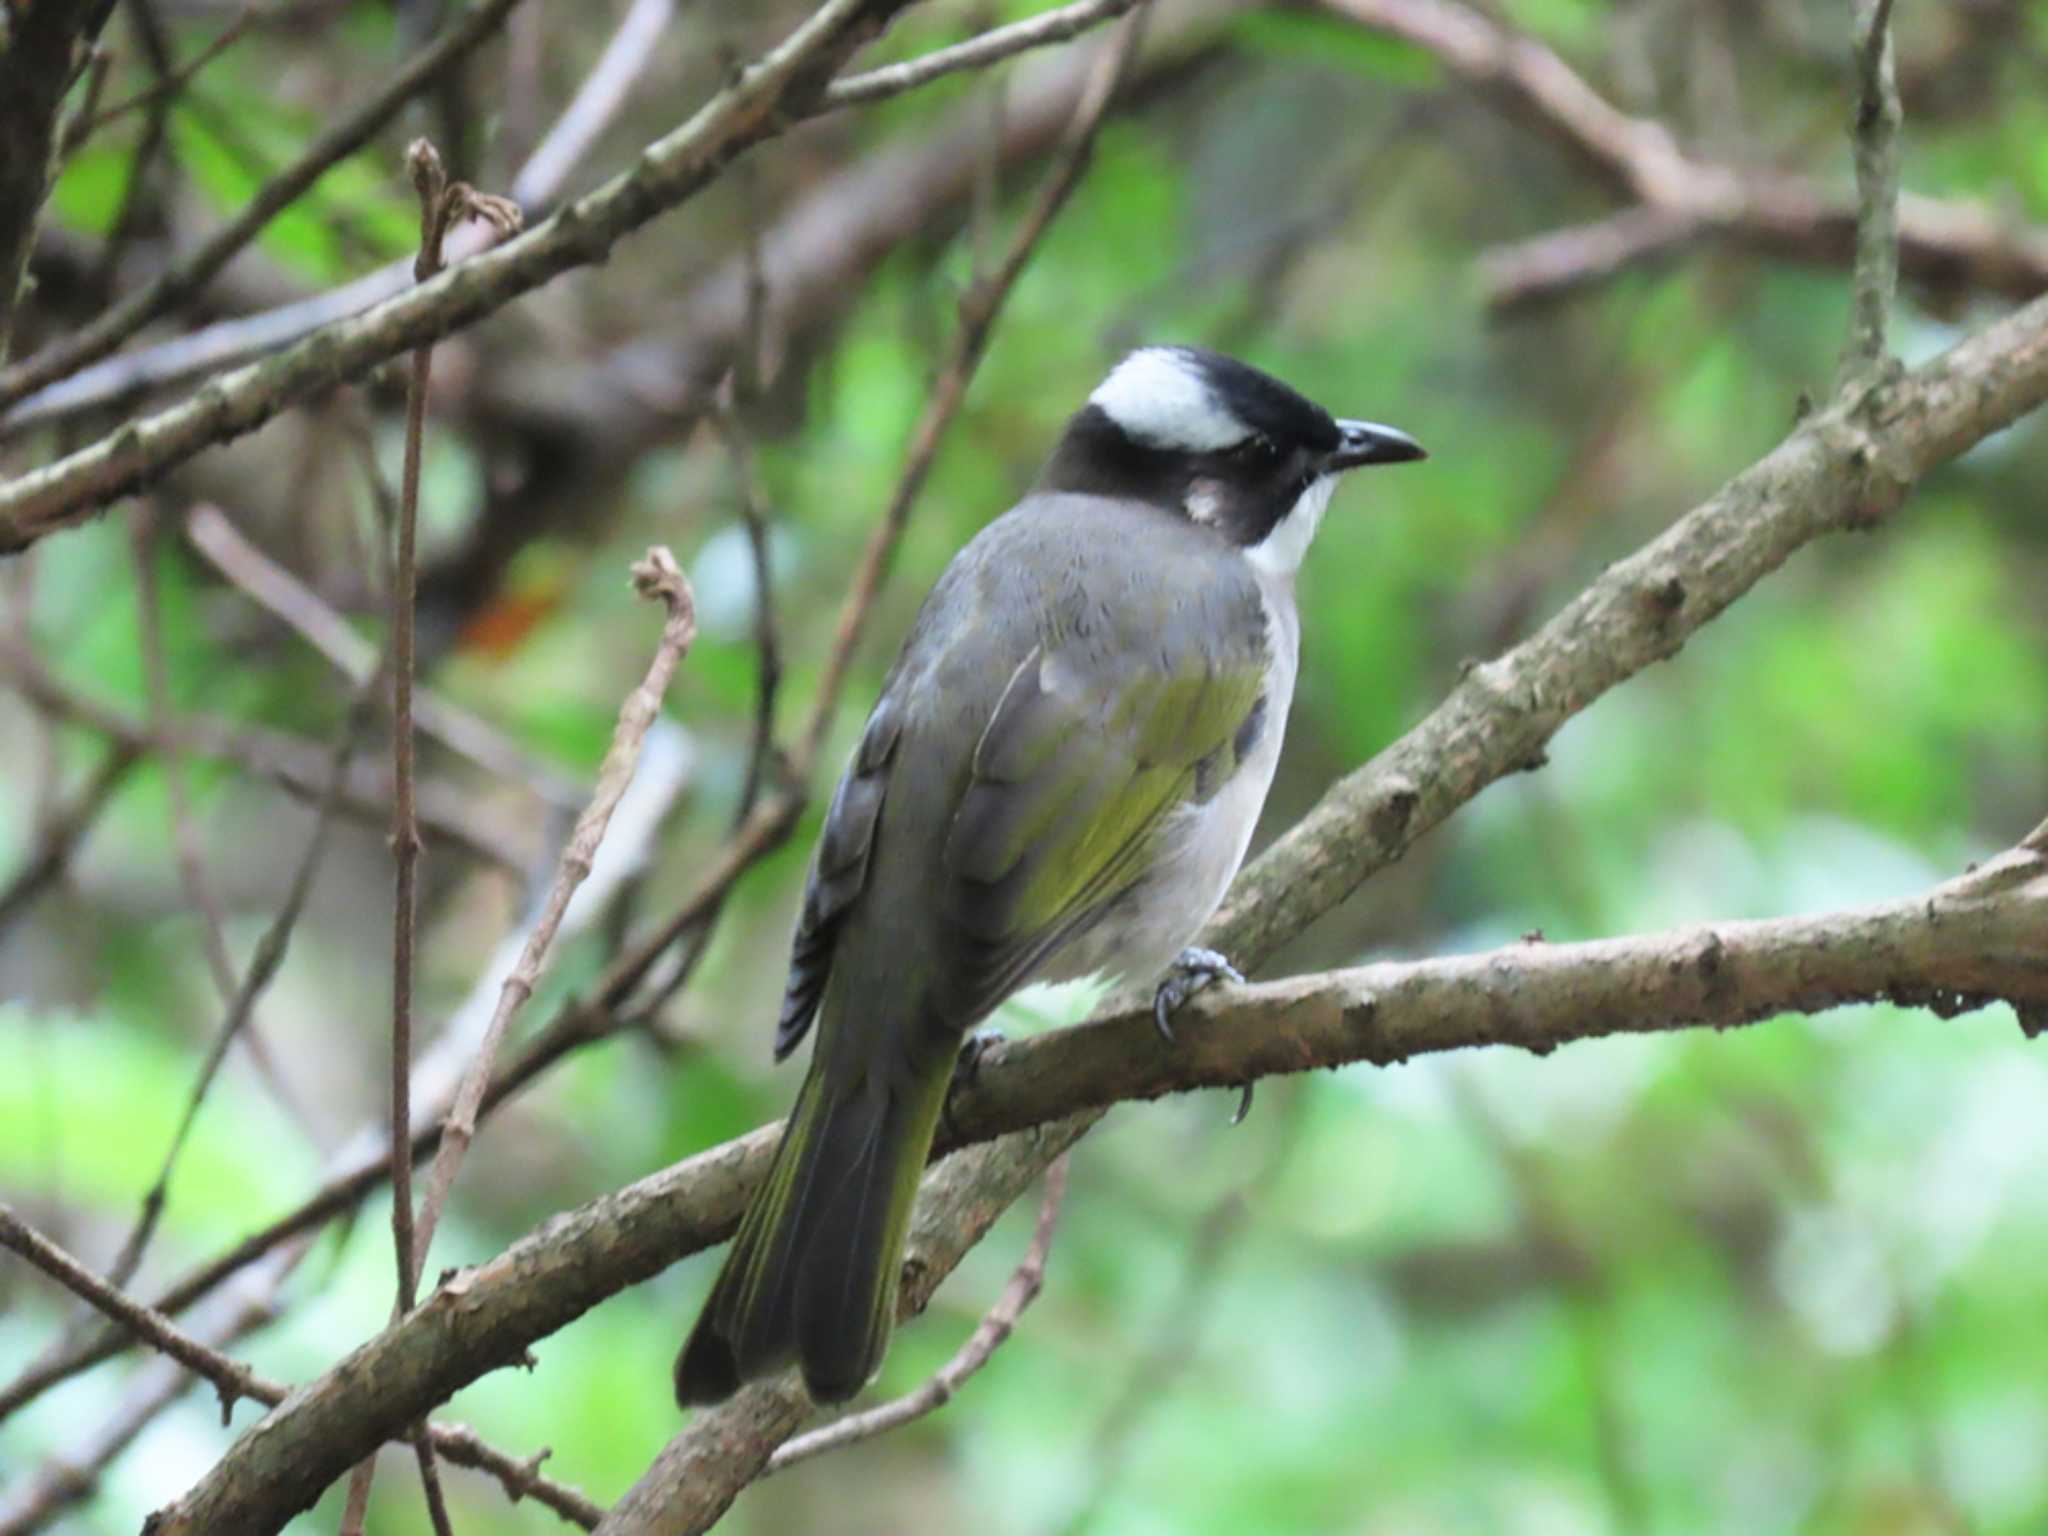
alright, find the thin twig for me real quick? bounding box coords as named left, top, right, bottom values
left=768, top=1155, right=1070, bottom=1472
left=410, top=546, right=697, bottom=1277
left=796, top=6, right=1149, bottom=777
left=344, top=135, right=505, bottom=1536
left=0, top=1206, right=270, bottom=1423
left=1838, top=0, right=1901, bottom=384
left=820, top=0, right=1139, bottom=109
left=366, top=134, right=518, bottom=1536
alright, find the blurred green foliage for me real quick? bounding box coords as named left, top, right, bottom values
left=4, top=2, right=2048, bottom=1534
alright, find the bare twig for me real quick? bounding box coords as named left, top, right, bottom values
left=410, top=546, right=696, bottom=1276
left=0, top=0, right=530, bottom=411
left=1838, top=0, right=1901, bottom=384
left=768, top=1155, right=1070, bottom=1472
left=796, top=6, right=1148, bottom=776
left=820, top=0, right=1139, bottom=109
left=0, top=1205, right=271, bottom=1422
left=342, top=135, right=515, bottom=1536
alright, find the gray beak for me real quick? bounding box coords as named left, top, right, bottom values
left=1327, top=419, right=1426, bottom=471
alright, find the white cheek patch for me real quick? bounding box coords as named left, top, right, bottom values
left=1243, top=474, right=1337, bottom=579
left=1090, top=349, right=1248, bottom=451
left=1185, top=478, right=1225, bottom=526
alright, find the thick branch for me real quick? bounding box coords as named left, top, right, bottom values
left=954, top=845, right=2048, bottom=1131
left=141, top=830, right=2048, bottom=1534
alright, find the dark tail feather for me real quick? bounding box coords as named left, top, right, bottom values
left=675, top=1056, right=949, bottom=1407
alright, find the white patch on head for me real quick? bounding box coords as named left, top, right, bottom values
left=1243, top=474, right=1337, bottom=580
left=1089, top=349, right=1249, bottom=451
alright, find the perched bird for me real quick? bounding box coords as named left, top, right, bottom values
left=676, top=346, right=1424, bottom=1407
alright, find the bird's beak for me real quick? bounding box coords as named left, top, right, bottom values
left=1326, top=419, right=1427, bottom=472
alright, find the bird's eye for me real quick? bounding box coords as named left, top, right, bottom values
left=1229, top=435, right=1277, bottom=466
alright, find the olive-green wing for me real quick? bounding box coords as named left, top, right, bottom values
left=939, top=638, right=1267, bottom=1018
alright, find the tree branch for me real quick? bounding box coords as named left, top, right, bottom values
left=140, top=825, right=2048, bottom=1535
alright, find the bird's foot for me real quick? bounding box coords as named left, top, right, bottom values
left=952, top=1027, right=1006, bottom=1087
left=941, top=1028, right=1006, bottom=1142
left=1151, top=948, right=1243, bottom=1045
left=1153, top=948, right=1256, bottom=1123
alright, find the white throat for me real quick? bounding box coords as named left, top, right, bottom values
left=1242, top=474, right=1337, bottom=579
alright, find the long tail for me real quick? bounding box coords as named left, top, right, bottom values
left=674, top=1053, right=951, bottom=1406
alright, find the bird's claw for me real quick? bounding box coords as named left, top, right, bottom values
left=1151, top=947, right=1244, bottom=1046
left=952, top=1027, right=1005, bottom=1088
left=941, top=1028, right=1005, bottom=1143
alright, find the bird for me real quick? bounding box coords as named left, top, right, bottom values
left=675, top=345, right=1424, bottom=1408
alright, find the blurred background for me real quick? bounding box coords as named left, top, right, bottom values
left=2, top=0, right=2047, bottom=1532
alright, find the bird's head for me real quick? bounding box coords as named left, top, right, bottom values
left=1036, top=345, right=1425, bottom=577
